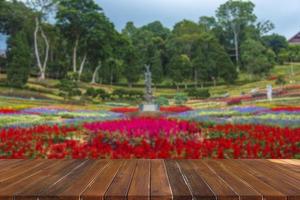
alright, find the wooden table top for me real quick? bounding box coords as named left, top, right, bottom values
left=0, top=159, right=299, bottom=200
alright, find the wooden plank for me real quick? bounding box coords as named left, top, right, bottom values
left=82, top=160, right=123, bottom=200
left=241, top=160, right=300, bottom=189
left=0, top=160, right=60, bottom=200
left=269, top=160, right=300, bottom=173
left=164, top=160, right=192, bottom=200
left=59, top=160, right=109, bottom=200
left=260, top=160, right=300, bottom=180
left=282, top=159, right=300, bottom=166
left=150, top=160, right=172, bottom=200
left=0, top=160, right=24, bottom=172
left=0, top=160, right=54, bottom=189
left=37, top=160, right=93, bottom=200
left=14, top=160, right=83, bottom=200
left=32, top=160, right=108, bottom=200
left=127, top=159, right=150, bottom=200
left=104, top=160, right=137, bottom=200
left=219, top=160, right=286, bottom=200
left=237, top=160, right=300, bottom=200
left=189, top=160, right=239, bottom=200
left=0, top=160, right=40, bottom=181
left=177, top=160, right=216, bottom=200
left=204, top=160, right=262, bottom=200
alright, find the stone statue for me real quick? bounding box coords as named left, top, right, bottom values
left=267, top=84, right=272, bottom=101
left=144, top=65, right=153, bottom=103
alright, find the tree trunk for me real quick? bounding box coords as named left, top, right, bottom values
left=73, top=37, right=79, bottom=73
left=78, top=53, right=87, bottom=81
left=91, top=63, right=101, bottom=84
left=194, top=69, right=198, bottom=88
left=212, top=77, right=217, bottom=87
left=40, top=27, right=49, bottom=80
left=34, top=17, right=43, bottom=78
left=110, top=71, right=113, bottom=86
left=184, top=83, right=188, bottom=89
left=176, top=83, right=180, bottom=92
left=232, top=22, right=240, bottom=72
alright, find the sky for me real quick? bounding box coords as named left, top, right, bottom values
left=96, top=0, right=300, bottom=38
left=1, top=0, right=300, bottom=50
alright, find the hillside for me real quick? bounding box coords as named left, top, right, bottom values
left=0, top=63, right=300, bottom=110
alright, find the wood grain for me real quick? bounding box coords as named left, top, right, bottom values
left=0, top=160, right=297, bottom=200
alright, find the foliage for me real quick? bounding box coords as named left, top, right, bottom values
left=58, top=73, right=82, bottom=100
left=275, top=75, right=286, bottom=86
left=262, top=34, right=288, bottom=60
left=168, top=54, right=192, bottom=88
left=85, top=87, right=98, bottom=98
left=241, top=39, right=275, bottom=76
left=174, top=93, right=188, bottom=105
left=186, top=88, right=210, bottom=98
left=112, top=88, right=143, bottom=100
left=6, top=31, right=31, bottom=88
left=154, top=96, right=169, bottom=106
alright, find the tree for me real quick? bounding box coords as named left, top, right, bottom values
left=6, top=31, right=31, bottom=88
left=58, top=72, right=81, bottom=100
left=168, top=54, right=192, bottom=90
left=262, top=34, right=288, bottom=62
left=199, top=16, right=218, bottom=32
left=241, top=39, right=275, bottom=77
left=27, top=0, right=54, bottom=80
left=192, top=33, right=237, bottom=87
left=0, top=0, right=34, bottom=35
left=56, top=0, right=104, bottom=80
left=141, top=21, right=170, bottom=39
left=122, top=45, right=141, bottom=87
left=216, top=0, right=257, bottom=70
left=151, top=50, right=163, bottom=85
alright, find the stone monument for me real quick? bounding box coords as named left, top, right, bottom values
left=140, top=65, right=159, bottom=112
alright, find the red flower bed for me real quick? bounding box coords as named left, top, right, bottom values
left=160, top=106, right=192, bottom=113
left=110, top=107, right=139, bottom=113
left=0, top=118, right=299, bottom=159
left=271, top=106, right=300, bottom=112
left=0, top=108, right=19, bottom=114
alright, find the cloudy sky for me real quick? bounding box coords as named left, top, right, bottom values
left=1, top=0, right=300, bottom=50
left=96, top=0, right=300, bottom=39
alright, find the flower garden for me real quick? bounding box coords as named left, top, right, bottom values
left=0, top=103, right=299, bottom=159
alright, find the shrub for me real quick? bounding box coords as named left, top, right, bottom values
left=154, top=96, right=169, bottom=106
left=58, top=73, right=82, bottom=100
left=185, top=88, right=210, bottom=98
left=112, top=89, right=143, bottom=100
left=85, top=88, right=98, bottom=98
left=174, top=93, right=188, bottom=105
left=96, top=89, right=110, bottom=100
left=275, top=75, right=286, bottom=86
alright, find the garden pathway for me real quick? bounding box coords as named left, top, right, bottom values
left=0, top=159, right=299, bottom=200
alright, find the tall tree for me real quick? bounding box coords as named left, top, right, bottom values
left=56, top=0, right=104, bottom=80
left=168, top=54, right=192, bottom=90
left=27, top=0, right=54, bottom=80
left=241, top=38, right=275, bottom=78
left=122, top=44, right=141, bottom=87
left=216, top=0, right=257, bottom=70
left=192, top=33, right=237, bottom=87
left=262, top=34, right=288, bottom=62
left=6, top=31, right=31, bottom=87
